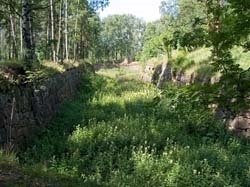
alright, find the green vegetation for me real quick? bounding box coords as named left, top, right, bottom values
left=1, top=69, right=250, bottom=186
left=0, top=0, right=249, bottom=186
left=98, top=15, right=145, bottom=63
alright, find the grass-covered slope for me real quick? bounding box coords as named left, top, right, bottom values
left=144, top=47, right=250, bottom=81
left=1, top=68, right=250, bottom=186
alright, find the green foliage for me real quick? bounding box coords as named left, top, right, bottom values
left=172, top=50, right=194, bottom=70
left=88, top=0, right=109, bottom=10
left=158, top=0, right=208, bottom=51
left=2, top=69, right=247, bottom=186
left=99, top=14, right=145, bottom=62
left=0, top=150, right=18, bottom=165
left=139, top=18, right=171, bottom=61
left=202, top=0, right=250, bottom=113
left=140, top=0, right=209, bottom=62
left=140, top=36, right=165, bottom=61
left=156, top=0, right=250, bottom=115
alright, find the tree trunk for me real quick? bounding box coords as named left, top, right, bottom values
left=22, top=0, right=36, bottom=68
left=64, top=0, right=68, bottom=61
left=20, top=16, right=23, bottom=59
left=9, top=10, right=18, bottom=59
left=73, top=0, right=80, bottom=61
left=8, top=25, right=12, bottom=59
left=0, top=29, right=2, bottom=59
left=46, top=14, right=50, bottom=59
left=50, top=0, right=56, bottom=62
left=56, top=0, right=63, bottom=62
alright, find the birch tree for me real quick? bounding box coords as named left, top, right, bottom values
left=50, top=0, right=56, bottom=62
left=64, top=0, right=68, bottom=61
left=56, top=0, right=63, bottom=62
left=73, top=0, right=80, bottom=61
left=9, top=8, right=18, bottom=59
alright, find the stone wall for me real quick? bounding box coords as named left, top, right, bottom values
left=0, top=66, right=84, bottom=148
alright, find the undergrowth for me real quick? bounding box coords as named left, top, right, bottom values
left=1, top=68, right=250, bottom=186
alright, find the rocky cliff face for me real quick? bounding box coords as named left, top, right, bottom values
left=0, top=67, right=84, bottom=149
left=144, top=62, right=250, bottom=137
left=146, top=63, right=217, bottom=87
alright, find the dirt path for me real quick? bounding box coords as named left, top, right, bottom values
left=120, top=61, right=143, bottom=72
left=94, top=61, right=153, bottom=82
left=94, top=61, right=143, bottom=73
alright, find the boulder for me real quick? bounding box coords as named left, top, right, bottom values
left=229, top=112, right=250, bottom=137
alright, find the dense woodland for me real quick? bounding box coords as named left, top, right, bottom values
left=0, top=0, right=250, bottom=186
left=0, top=0, right=249, bottom=65
left=0, top=0, right=109, bottom=66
